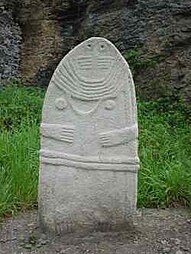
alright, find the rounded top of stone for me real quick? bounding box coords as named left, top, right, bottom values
left=69, top=37, right=121, bottom=58
left=51, top=37, right=129, bottom=101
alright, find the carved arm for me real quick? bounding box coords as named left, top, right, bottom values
left=99, top=125, right=138, bottom=147
left=41, top=123, right=75, bottom=143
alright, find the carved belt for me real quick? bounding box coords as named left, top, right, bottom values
left=40, top=150, right=139, bottom=172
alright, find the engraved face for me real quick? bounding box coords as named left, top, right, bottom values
left=71, top=40, right=115, bottom=82
left=53, top=37, right=125, bottom=101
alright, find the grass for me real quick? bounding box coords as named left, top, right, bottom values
left=0, top=85, right=191, bottom=217
left=138, top=102, right=191, bottom=207
left=0, top=85, right=44, bottom=216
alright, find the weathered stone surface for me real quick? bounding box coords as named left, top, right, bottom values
left=38, top=37, right=139, bottom=234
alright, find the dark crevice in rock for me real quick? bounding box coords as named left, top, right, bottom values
left=55, top=1, right=88, bottom=36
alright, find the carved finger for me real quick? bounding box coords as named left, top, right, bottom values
left=60, top=136, right=73, bottom=143
left=61, top=133, right=73, bottom=138
left=100, top=136, right=109, bottom=141
left=62, top=127, right=75, bottom=132
left=61, top=132, right=74, bottom=138
left=100, top=139, right=111, bottom=147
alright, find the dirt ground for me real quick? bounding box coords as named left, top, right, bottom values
left=0, top=209, right=190, bottom=254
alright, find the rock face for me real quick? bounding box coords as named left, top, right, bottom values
left=1, top=0, right=191, bottom=102
left=0, top=1, right=21, bottom=83
left=38, top=37, right=139, bottom=234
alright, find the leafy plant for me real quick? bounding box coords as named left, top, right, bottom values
left=124, top=49, right=165, bottom=74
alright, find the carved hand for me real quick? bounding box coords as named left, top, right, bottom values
left=99, top=125, right=138, bottom=147
left=41, top=124, right=75, bottom=143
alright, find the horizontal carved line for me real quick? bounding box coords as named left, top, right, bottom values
left=60, top=138, right=74, bottom=142
left=61, top=127, right=75, bottom=130
left=78, top=64, right=92, bottom=67
left=97, top=63, right=110, bottom=65
left=79, top=68, right=92, bottom=70
left=77, top=56, right=92, bottom=60
left=60, top=133, right=74, bottom=137
left=80, top=86, right=119, bottom=95
left=100, top=138, right=109, bottom=141
left=97, top=62, right=112, bottom=64
left=80, top=81, right=114, bottom=88
left=69, top=60, right=118, bottom=84
left=41, top=157, right=138, bottom=172
left=60, top=138, right=73, bottom=142
left=78, top=86, right=121, bottom=97
left=97, top=57, right=114, bottom=60
left=61, top=133, right=74, bottom=137
left=61, top=130, right=74, bottom=134
left=53, top=66, right=124, bottom=100
left=77, top=61, right=92, bottom=64
left=54, top=72, right=119, bottom=98
left=60, top=136, right=74, bottom=140
left=98, top=62, right=113, bottom=65
left=53, top=81, right=117, bottom=100
left=77, top=59, right=92, bottom=61
left=40, top=149, right=139, bottom=165
left=78, top=66, right=92, bottom=69
left=60, top=139, right=73, bottom=143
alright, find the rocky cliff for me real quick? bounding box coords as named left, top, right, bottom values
left=0, top=1, right=21, bottom=83
left=1, top=0, right=191, bottom=102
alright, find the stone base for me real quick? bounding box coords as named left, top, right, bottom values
left=38, top=164, right=138, bottom=234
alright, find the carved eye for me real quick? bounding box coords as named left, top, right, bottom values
left=86, top=43, right=93, bottom=51
left=105, top=100, right=116, bottom=110
left=99, top=43, right=107, bottom=52
left=55, top=98, right=67, bottom=110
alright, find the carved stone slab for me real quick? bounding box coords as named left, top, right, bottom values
left=38, top=37, right=139, bottom=234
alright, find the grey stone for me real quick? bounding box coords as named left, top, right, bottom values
left=38, top=37, right=139, bottom=234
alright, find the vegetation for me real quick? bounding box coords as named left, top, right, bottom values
left=124, top=49, right=165, bottom=74
left=138, top=100, right=191, bottom=207
left=0, top=85, right=191, bottom=217
left=0, top=85, right=44, bottom=216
